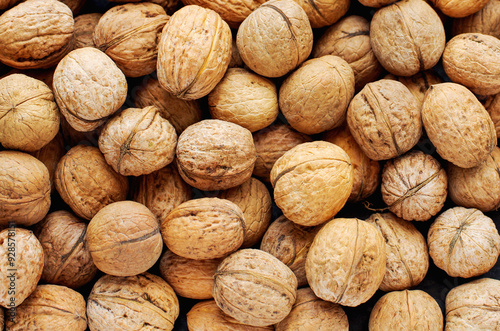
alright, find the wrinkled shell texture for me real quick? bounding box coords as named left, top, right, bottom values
left=74, top=13, right=102, bottom=49
left=452, top=0, right=500, bottom=39
left=161, top=198, right=245, bottom=260
left=271, top=141, right=353, bottom=226
left=54, top=145, right=129, bottom=220
left=422, top=83, right=497, bottom=168
left=209, top=68, right=278, bottom=133
left=157, top=5, right=232, bottom=100
left=0, top=74, right=60, bottom=152
left=445, top=278, right=500, bottom=330
left=370, top=0, right=445, bottom=76
left=52, top=47, right=128, bottom=132
left=87, top=273, right=179, bottom=331
left=366, top=213, right=429, bottom=292
left=6, top=284, right=87, bottom=331
left=385, top=70, right=442, bottom=105
left=87, top=201, right=163, bottom=277
left=34, top=210, right=97, bottom=289
left=0, top=0, right=74, bottom=69
left=443, top=33, right=500, bottom=96
left=279, top=55, right=355, bottom=135
left=236, top=0, right=313, bottom=78
left=293, top=0, right=349, bottom=28
left=306, top=218, right=386, bottom=307
left=93, top=3, right=169, bottom=77
left=369, top=290, right=443, bottom=330
left=431, top=0, right=490, bottom=17
left=313, top=15, right=383, bottom=91
left=0, top=228, right=44, bottom=308
left=213, top=249, right=298, bottom=327
left=176, top=119, right=256, bottom=191
left=29, top=132, right=65, bottom=192
left=485, top=93, right=500, bottom=138
left=428, top=207, right=500, bottom=278
left=346, top=79, right=422, bottom=161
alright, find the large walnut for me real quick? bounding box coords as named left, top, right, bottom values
left=73, top=13, right=102, bottom=49
left=385, top=70, right=443, bottom=105
left=430, top=0, right=489, bottom=18
left=291, top=0, right=349, bottom=28
left=452, top=0, right=500, bottom=39
left=29, top=133, right=65, bottom=192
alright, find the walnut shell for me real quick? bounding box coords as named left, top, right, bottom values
left=3, top=67, right=55, bottom=90
left=0, top=0, right=19, bottom=10
left=291, top=0, right=349, bottom=28
left=87, top=273, right=179, bottom=331
left=176, top=119, right=256, bottom=191
left=228, top=38, right=244, bottom=68
left=59, top=0, right=86, bottom=15
left=151, top=0, right=181, bottom=15
left=87, top=201, right=163, bottom=277
left=74, top=13, right=102, bottom=49
left=54, top=145, right=129, bottom=220
left=213, top=248, right=298, bottom=327
left=306, top=218, right=386, bottom=307
left=358, top=0, right=397, bottom=7
left=157, top=5, right=232, bottom=100
left=422, top=82, right=496, bottom=168
left=236, top=0, right=313, bottom=78
left=430, top=0, right=489, bottom=18
left=384, top=70, right=443, bottom=105
left=485, top=92, right=500, bottom=138
left=452, top=0, right=500, bottom=39
left=0, top=0, right=74, bottom=69
left=29, top=132, right=65, bottom=192
left=346, top=79, right=422, bottom=161
left=0, top=307, right=3, bottom=330
left=370, top=0, right=446, bottom=76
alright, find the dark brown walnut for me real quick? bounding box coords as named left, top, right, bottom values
left=0, top=228, right=44, bottom=308
left=358, top=0, right=397, bottom=7
left=161, top=198, right=245, bottom=260
left=369, top=290, right=443, bottom=330
left=0, top=307, right=3, bottom=330
left=485, top=93, right=500, bottom=138
left=0, top=151, right=50, bottom=227
left=0, top=0, right=74, bottom=69
left=228, top=38, right=244, bottom=68
left=291, top=0, right=349, bottom=28
left=60, top=115, right=101, bottom=147
left=381, top=151, right=447, bottom=222
left=443, top=33, right=500, bottom=96
left=452, top=0, right=500, bottom=39
left=445, top=278, right=500, bottom=330
left=176, top=119, right=256, bottom=191
left=313, top=15, right=383, bottom=91
left=59, top=0, right=87, bottom=15
left=306, top=218, right=386, bottom=307
left=159, top=250, right=221, bottom=300
left=323, top=125, right=380, bottom=202
left=370, top=0, right=446, bottom=76
left=366, top=213, right=429, bottom=292
left=422, top=83, right=497, bottom=168
left=34, top=210, right=98, bottom=289
left=0, top=0, right=20, bottom=10
left=236, top=0, right=313, bottom=78
left=209, top=68, right=278, bottom=133
left=54, top=145, right=129, bottom=220
left=2, top=67, right=55, bottom=90
left=384, top=70, right=443, bottom=105
left=87, top=201, right=163, bottom=277
left=430, top=0, right=489, bottom=17
left=157, top=5, right=232, bottom=100
left=87, top=273, right=179, bottom=331
left=346, top=79, right=422, bottom=161
left=29, top=133, right=65, bottom=192
left=149, top=0, right=181, bottom=15
left=0, top=74, right=60, bottom=152
left=260, top=215, right=320, bottom=287
left=74, top=13, right=102, bottom=49
left=6, top=284, right=87, bottom=330
left=94, top=3, right=169, bottom=77
left=213, top=249, right=298, bottom=327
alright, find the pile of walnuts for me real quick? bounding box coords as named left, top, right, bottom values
left=0, top=0, right=500, bottom=330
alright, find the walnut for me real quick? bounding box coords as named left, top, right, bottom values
left=428, top=207, right=500, bottom=278
left=59, top=0, right=86, bottom=15
left=236, top=0, right=313, bottom=78
left=60, top=115, right=101, bottom=147
left=384, top=70, right=443, bottom=105
left=370, top=0, right=445, bottom=76
left=3, top=67, right=55, bottom=90
left=0, top=0, right=74, bottom=69
left=157, top=5, right=232, bottom=100
left=0, top=0, right=19, bottom=10
left=0, top=307, right=3, bottom=330
left=358, top=0, right=397, bottom=7
left=484, top=92, right=500, bottom=138
left=29, top=133, right=65, bottom=192
left=150, top=0, right=181, bottom=15
left=213, top=249, right=298, bottom=327
left=291, top=0, right=349, bottom=28
left=305, top=218, right=386, bottom=307
left=87, top=201, right=163, bottom=277
left=73, top=13, right=102, bottom=49
left=228, top=38, right=244, bottom=68
left=430, top=0, right=489, bottom=18
left=87, top=273, right=179, bottom=331
left=452, top=0, right=500, bottom=39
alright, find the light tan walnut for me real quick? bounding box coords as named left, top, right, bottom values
left=73, top=13, right=102, bottom=49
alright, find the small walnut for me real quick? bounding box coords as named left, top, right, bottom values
left=484, top=93, right=500, bottom=138
left=213, top=249, right=298, bottom=327
left=452, top=0, right=500, bottom=39
left=430, top=0, right=489, bottom=18
left=384, top=70, right=443, bottom=105
left=29, top=133, right=65, bottom=192
left=291, top=0, right=349, bottom=28
left=428, top=207, right=500, bottom=278
left=73, top=13, right=102, bottom=49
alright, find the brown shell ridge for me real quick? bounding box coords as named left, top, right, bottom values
left=336, top=219, right=360, bottom=303
left=53, top=226, right=87, bottom=281
left=388, top=167, right=442, bottom=209
left=89, top=228, right=160, bottom=253
left=53, top=84, right=104, bottom=124
left=447, top=209, right=477, bottom=259
left=1, top=91, right=53, bottom=120
left=306, top=0, right=327, bottom=22
left=394, top=2, right=424, bottom=72
left=27, top=304, right=86, bottom=321
left=446, top=305, right=500, bottom=315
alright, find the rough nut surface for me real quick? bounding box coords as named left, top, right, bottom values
left=291, top=0, right=349, bottom=28
left=430, top=0, right=490, bottom=18
left=485, top=92, right=500, bottom=138
left=29, top=133, right=65, bottom=192
left=452, top=0, right=500, bottom=39
left=74, top=13, right=102, bottom=49
left=385, top=70, right=442, bottom=105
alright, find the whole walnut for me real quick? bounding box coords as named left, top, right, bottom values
left=73, top=13, right=102, bottom=49
left=157, top=5, right=232, bottom=100
left=87, top=273, right=179, bottom=331
left=346, top=79, right=422, bottom=161
left=485, top=93, right=500, bottom=138
left=54, top=145, right=129, bottom=220
left=422, top=83, right=496, bottom=168
left=313, top=15, right=383, bottom=91
left=87, top=201, right=163, bottom=277
left=0, top=0, right=74, bottom=69
left=213, top=249, right=298, bottom=327
left=34, top=210, right=98, bottom=289
left=428, top=207, right=500, bottom=278
left=369, top=290, right=443, bottom=330
left=384, top=70, right=443, bottom=105
left=6, top=284, right=87, bottom=331
left=370, top=0, right=445, bottom=76
left=29, top=133, right=65, bottom=192
left=452, top=0, right=500, bottom=39
left=430, top=0, right=489, bottom=17
left=291, top=0, right=349, bottom=28
left=176, top=119, right=256, bottom=191
left=306, top=218, right=386, bottom=307
left=0, top=74, right=60, bottom=152
left=236, top=0, right=313, bottom=78
left=208, top=68, right=278, bottom=132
